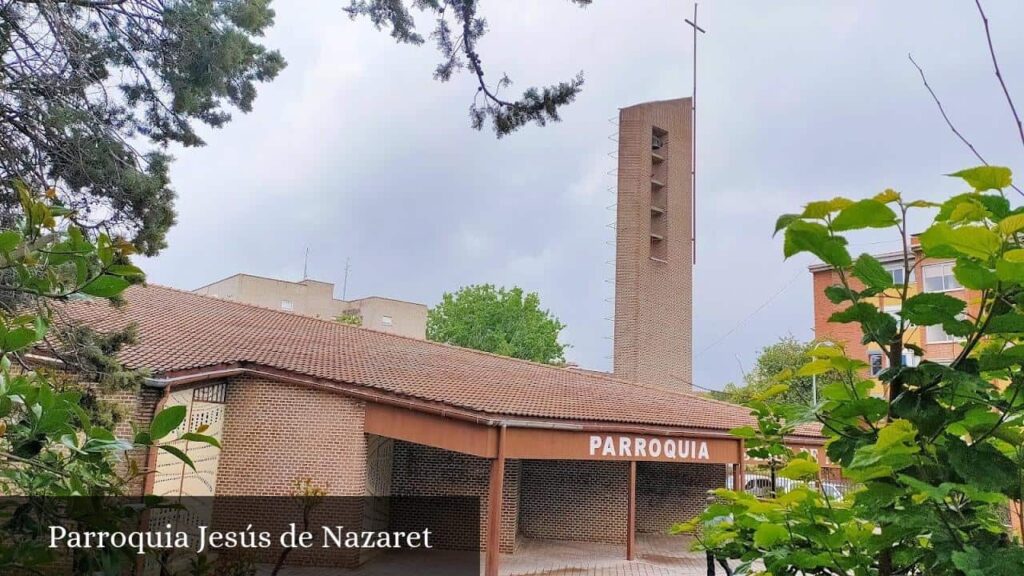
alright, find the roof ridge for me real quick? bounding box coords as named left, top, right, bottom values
left=147, top=284, right=734, bottom=401
left=146, top=283, right=382, bottom=329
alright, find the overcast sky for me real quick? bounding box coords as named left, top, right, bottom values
left=141, top=1, right=1024, bottom=390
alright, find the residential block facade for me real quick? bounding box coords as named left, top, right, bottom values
left=811, top=237, right=979, bottom=382
left=194, top=273, right=427, bottom=339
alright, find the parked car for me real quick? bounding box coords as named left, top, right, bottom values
left=820, top=482, right=846, bottom=501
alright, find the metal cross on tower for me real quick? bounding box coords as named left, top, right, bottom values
left=685, top=4, right=705, bottom=264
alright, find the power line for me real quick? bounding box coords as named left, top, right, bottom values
left=697, top=268, right=804, bottom=355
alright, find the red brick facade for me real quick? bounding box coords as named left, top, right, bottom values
left=812, top=247, right=980, bottom=373
left=519, top=460, right=628, bottom=543
left=217, top=375, right=368, bottom=496
left=213, top=376, right=368, bottom=568
left=107, top=375, right=733, bottom=567
left=636, top=462, right=726, bottom=533
left=390, top=441, right=520, bottom=553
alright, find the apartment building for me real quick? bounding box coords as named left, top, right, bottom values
left=194, top=273, right=427, bottom=339
left=810, top=236, right=979, bottom=376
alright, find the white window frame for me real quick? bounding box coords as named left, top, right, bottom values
left=926, top=323, right=958, bottom=344
left=280, top=299, right=294, bottom=311
left=922, top=262, right=962, bottom=293
left=884, top=263, right=914, bottom=286
left=381, top=315, right=393, bottom=326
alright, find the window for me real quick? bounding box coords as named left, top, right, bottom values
left=901, top=350, right=920, bottom=367
left=381, top=315, right=393, bottom=326
left=885, top=264, right=914, bottom=286
left=280, top=299, right=294, bottom=311
left=869, top=352, right=884, bottom=376
left=923, top=263, right=961, bottom=292
left=926, top=324, right=956, bottom=344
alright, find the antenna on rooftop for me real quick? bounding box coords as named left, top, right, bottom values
left=303, top=247, right=310, bottom=280
left=685, top=3, right=705, bottom=265
left=342, top=257, right=351, bottom=300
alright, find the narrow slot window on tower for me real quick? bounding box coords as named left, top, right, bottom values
left=650, top=126, right=669, bottom=262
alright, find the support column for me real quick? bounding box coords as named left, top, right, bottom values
left=626, top=460, right=637, bottom=560
left=486, top=425, right=507, bottom=576
left=733, top=439, right=746, bottom=492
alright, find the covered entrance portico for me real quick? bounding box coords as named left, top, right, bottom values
left=364, top=403, right=766, bottom=576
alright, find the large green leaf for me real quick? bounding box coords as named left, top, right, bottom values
left=150, top=405, right=186, bottom=440
left=779, top=458, right=820, bottom=481
left=873, top=188, right=900, bottom=204
left=0, top=230, right=22, bottom=253
left=828, top=302, right=881, bottom=324
left=2, top=327, right=38, bottom=352
left=918, top=223, right=1001, bottom=260
left=823, top=285, right=854, bottom=304
left=80, top=274, right=130, bottom=298
left=159, top=444, right=196, bottom=470
left=948, top=166, right=1013, bottom=191
left=784, top=220, right=851, bottom=268
left=851, top=253, right=893, bottom=290
left=985, top=312, right=1024, bottom=334
left=831, top=199, right=898, bottom=231
left=180, top=432, right=221, bottom=449
left=995, top=249, right=1024, bottom=283
left=996, top=213, right=1024, bottom=236
left=900, top=293, right=966, bottom=326
left=948, top=439, right=1017, bottom=493
left=953, top=258, right=997, bottom=290
left=774, top=214, right=799, bottom=236
left=801, top=198, right=852, bottom=219
left=939, top=193, right=1011, bottom=221
left=753, top=523, right=789, bottom=548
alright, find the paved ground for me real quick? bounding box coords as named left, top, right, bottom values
left=502, top=535, right=713, bottom=576
left=258, top=535, right=725, bottom=576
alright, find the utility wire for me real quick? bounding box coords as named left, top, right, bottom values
left=697, top=268, right=804, bottom=355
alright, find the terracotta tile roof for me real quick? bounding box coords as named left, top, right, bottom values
left=58, top=285, right=820, bottom=437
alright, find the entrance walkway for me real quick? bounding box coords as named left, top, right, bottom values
left=257, top=535, right=719, bottom=576
left=502, top=535, right=713, bottom=576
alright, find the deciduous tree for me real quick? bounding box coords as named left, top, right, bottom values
left=714, top=336, right=842, bottom=406
left=679, top=167, right=1024, bottom=575
left=427, top=284, right=567, bottom=364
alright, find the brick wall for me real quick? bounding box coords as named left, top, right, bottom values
left=390, top=441, right=520, bottom=553
left=613, top=98, right=693, bottom=390
left=518, top=460, right=628, bottom=544
left=216, top=375, right=367, bottom=495
left=212, top=376, right=368, bottom=568
left=812, top=269, right=870, bottom=364
left=636, top=462, right=726, bottom=533
left=813, top=255, right=982, bottom=374
left=101, top=384, right=162, bottom=496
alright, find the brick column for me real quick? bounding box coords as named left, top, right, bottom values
left=486, top=426, right=507, bottom=576
left=626, top=461, right=636, bottom=560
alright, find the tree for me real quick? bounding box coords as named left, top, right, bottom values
left=427, top=284, right=567, bottom=364
left=345, top=0, right=589, bottom=137
left=714, top=336, right=842, bottom=406
left=0, top=0, right=285, bottom=256
left=679, top=166, right=1024, bottom=575
left=0, top=185, right=218, bottom=574
left=336, top=311, right=363, bottom=326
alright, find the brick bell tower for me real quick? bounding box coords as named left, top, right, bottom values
left=612, top=98, right=694, bottom=390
